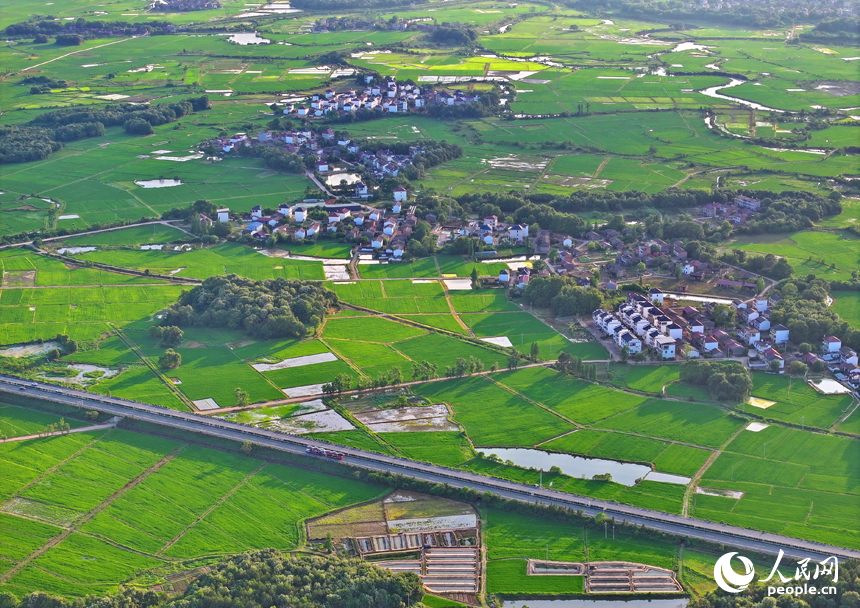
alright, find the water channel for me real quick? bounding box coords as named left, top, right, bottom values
left=481, top=447, right=653, bottom=486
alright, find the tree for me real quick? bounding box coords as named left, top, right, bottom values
left=620, top=345, right=630, bottom=362
left=149, top=325, right=184, bottom=348
left=769, top=359, right=782, bottom=372
left=235, top=387, right=249, bottom=406
left=159, top=349, right=181, bottom=369
left=332, top=374, right=352, bottom=393
left=811, top=359, right=826, bottom=373
left=788, top=361, right=807, bottom=376
left=470, top=266, right=479, bottom=287
left=240, top=440, right=254, bottom=454
left=798, top=342, right=812, bottom=353
left=530, top=342, right=540, bottom=361
left=676, top=265, right=683, bottom=280
left=124, top=118, right=154, bottom=135
left=0, top=591, right=18, bottom=608
left=711, top=304, right=735, bottom=327
left=323, top=532, right=334, bottom=553
left=756, top=277, right=766, bottom=293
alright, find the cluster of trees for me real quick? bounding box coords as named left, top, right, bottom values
left=689, top=560, right=860, bottom=608
left=679, top=360, right=752, bottom=402
left=55, top=33, right=83, bottom=45
left=150, top=0, right=222, bottom=11
left=359, top=140, right=462, bottom=181
left=161, top=199, right=229, bottom=237
left=555, top=352, right=597, bottom=380
left=428, top=26, right=479, bottom=46
left=447, top=189, right=841, bottom=245
left=734, top=193, right=843, bottom=235
left=0, top=551, right=424, bottom=608
left=798, top=17, right=860, bottom=44
left=24, top=76, right=70, bottom=94
left=1, top=97, right=209, bottom=164
left=411, top=359, right=439, bottom=381
left=444, top=355, right=489, bottom=377
left=148, top=325, right=183, bottom=348
left=177, top=551, right=423, bottom=608
left=160, top=275, right=338, bottom=341
left=524, top=276, right=606, bottom=317
left=426, top=92, right=500, bottom=119
left=720, top=250, right=793, bottom=280
left=321, top=373, right=353, bottom=394
left=258, top=147, right=308, bottom=173
left=770, top=277, right=860, bottom=349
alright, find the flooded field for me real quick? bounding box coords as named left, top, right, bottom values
left=355, top=404, right=457, bottom=433
left=135, top=179, right=183, bottom=188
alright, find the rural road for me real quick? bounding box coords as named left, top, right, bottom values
left=3, top=374, right=858, bottom=563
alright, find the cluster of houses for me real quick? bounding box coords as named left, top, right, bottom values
left=804, top=336, right=860, bottom=387
left=215, top=127, right=356, bottom=159
left=592, top=290, right=792, bottom=364
left=213, top=126, right=436, bottom=189
left=443, top=215, right=531, bottom=247
left=217, top=194, right=424, bottom=259
left=278, top=77, right=479, bottom=118
left=702, top=195, right=762, bottom=226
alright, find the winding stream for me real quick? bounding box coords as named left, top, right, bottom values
left=699, top=78, right=786, bottom=112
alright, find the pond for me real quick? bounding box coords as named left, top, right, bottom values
left=227, top=32, right=271, bottom=45
left=324, top=172, right=362, bottom=186
left=482, top=447, right=651, bottom=486
left=135, top=179, right=183, bottom=188
left=503, top=599, right=688, bottom=608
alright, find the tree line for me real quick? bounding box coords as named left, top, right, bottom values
left=561, top=0, right=842, bottom=29
left=290, top=0, right=426, bottom=9
left=0, top=97, right=210, bottom=165
left=0, top=551, right=423, bottom=608
left=160, top=275, right=338, bottom=341
left=5, top=17, right=176, bottom=37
